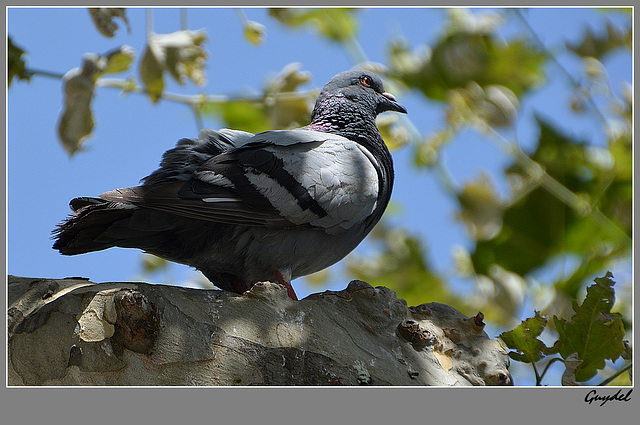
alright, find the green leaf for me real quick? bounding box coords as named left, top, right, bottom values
left=57, top=55, right=101, bottom=155
left=447, top=83, right=520, bottom=128
left=102, top=45, right=135, bottom=74
left=8, top=36, right=31, bottom=87
left=445, top=8, right=503, bottom=35
left=598, top=134, right=632, bottom=236
left=566, top=20, right=632, bottom=60
left=56, top=46, right=136, bottom=155
left=269, top=8, right=358, bottom=42
left=553, top=272, right=625, bottom=382
left=141, top=254, right=169, bottom=274
left=140, top=30, right=207, bottom=103
left=471, top=116, right=631, bottom=277
left=347, top=222, right=459, bottom=309
left=471, top=183, right=569, bottom=277
left=264, top=64, right=314, bottom=129
left=389, top=13, right=546, bottom=102
left=554, top=253, right=613, bottom=304
left=139, top=44, right=165, bottom=103
left=413, top=129, right=455, bottom=167
left=88, top=8, right=130, bottom=38
left=483, top=40, right=546, bottom=97
left=265, top=63, right=311, bottom=93
left=202, top=64, right=315, bottom=132
left=376, top=114, right=411, bottom=151
left=499, top=311, right=554, bottom=363
left=304, top=269, right=331, bottom=287
left=205, top=100, right=270, bottom=134
left=456, top=172, right=506, bottom=241
left=244, top=20, right=266, bottom=46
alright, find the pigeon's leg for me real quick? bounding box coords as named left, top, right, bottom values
left=274, top=269, right=298, bottom=300
left=231, top=277, right=250, bottom=295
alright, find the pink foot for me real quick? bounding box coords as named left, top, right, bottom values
left=231, top=277, right=249, bottom=294
left=274, top=270, right=298, bottom=300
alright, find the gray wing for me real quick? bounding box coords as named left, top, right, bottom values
left=141, top=128, right=255, bottom=185
left=101, top=129, right=381, bottom=234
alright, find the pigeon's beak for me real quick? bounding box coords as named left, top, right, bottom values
left=380, top=92, right=407, bottom=114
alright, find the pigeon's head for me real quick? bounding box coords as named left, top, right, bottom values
left=311, top=70, right=407, bottom=124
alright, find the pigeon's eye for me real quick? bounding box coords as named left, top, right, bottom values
left=360, top=75, right=373, bottom=88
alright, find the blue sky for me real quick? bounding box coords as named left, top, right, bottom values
left=8, top=7, right=631, bottom=305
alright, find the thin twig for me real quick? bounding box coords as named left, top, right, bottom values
left=24, top=68, right=65, bottom=80
left=539, top=357, right=564, bottom=382
left=531, top=360, right=542, bottom=386
left=235, top=8, right=249, bottom=25
left=146, top=8, right=153, bottom=37
left=598, top=363, right=632, bottom=386
left=433, top=158, right=461, bottom=195
left=96, top=77, right=318, bottom=105
left=344, top=36, right=369, bottom=64
left=181, top=8, right=188, bottom=31
left=513, top=8, right=609, bottom=125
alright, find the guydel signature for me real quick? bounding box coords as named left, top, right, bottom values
left=584, top=389, right=632, bottom=406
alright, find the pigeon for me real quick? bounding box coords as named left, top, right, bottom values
left=53, top=70, right=407, bottom=300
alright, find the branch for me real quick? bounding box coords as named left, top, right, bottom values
left=8, top=275, right=512, bottom=386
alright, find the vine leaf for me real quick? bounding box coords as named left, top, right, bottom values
left=566, top=21, right=631, bottom=60
left=8, top=36, right=30, bottom=87
left=264, top=63, right=313, bottom=129
left=346, top=223, right=456, bottom=309
left=269, top=8, right=358, bottom=42
left=243, top=20, right=266, bottom=46
left=88, top=8, right=130, bottom=38
left=553, top=272, right=625, bottom=382
left=202, top=64, right=315, bottom=133
left=499, top=311, right=556, bottom=363
left=456, top=172, right=506, bottom=241
left=376, top=114, right=411, bottom=151
left=471, top=117, right=630, bottom=280
left=57, top=46, right=135, bottom=155
left=207, top=99, right=270, bottom=134
left=139, top=30, right=207, bottom=103
left=142, top=254, right=170, bottom=274
left=389, top=10, right=546, bottom=102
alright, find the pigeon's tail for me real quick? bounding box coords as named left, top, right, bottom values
left=52, top=197, right=141, bottom=255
